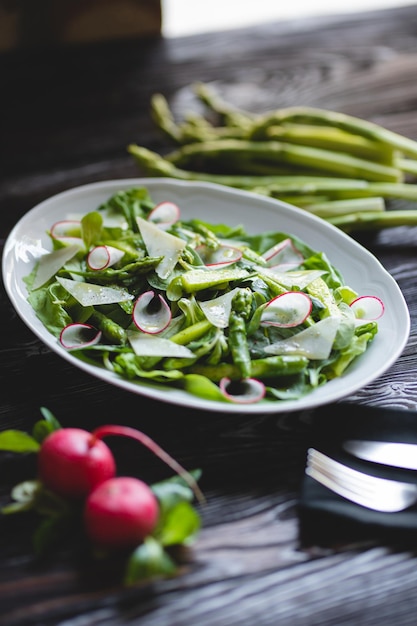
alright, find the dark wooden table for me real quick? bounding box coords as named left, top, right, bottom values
left=2, top=5, right=417, bottom=625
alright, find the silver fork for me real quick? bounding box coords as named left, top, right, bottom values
left=306, top=448, right=417, bottom=512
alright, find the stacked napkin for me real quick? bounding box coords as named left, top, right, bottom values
left=298, top=402, right=417, bottom=547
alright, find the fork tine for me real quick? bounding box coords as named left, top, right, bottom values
left=306, top=448, right=417, bottom=512
left=308, top=449, right=391, bottom=494
left=306, top=452, right=385, bottom=510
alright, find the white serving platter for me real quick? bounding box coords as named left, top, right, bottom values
left=2, top=178, right=410, bottom=414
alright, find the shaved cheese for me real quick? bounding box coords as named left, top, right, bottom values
left=32, top=244, right=82, bottom=290
left=56, top=276, right=133, bottom=306
left=199, top=287, right=240, bottom=328
left=98, top=208, right=128, bottom=229
left=128, top=331, right=195, bottom=357
left=136, top=216, right=186, bottom=279
left=257, top=268, right=326, bottom=290
left=264, top=316, right=341, bottom=360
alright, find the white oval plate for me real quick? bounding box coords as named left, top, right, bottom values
left=2, top=178, right=410, bottom=414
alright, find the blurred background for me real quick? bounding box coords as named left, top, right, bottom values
left=161, top=0, right=415, bottom=37
left=1, top=0, right=414, bottom=50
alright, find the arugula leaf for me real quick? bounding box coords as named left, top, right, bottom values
left=81, top=211, right=103, bottom=249
left=33, top=408, right=61, bottom=443
left=0, top=430, right=40, bottom=453
left=98, top=188, right=154, bottom=231
left=124, top=537, right=177, bottom=585
left=39, top=406, right=61, bottom=428
left=156, top=500, right=201, bottom=546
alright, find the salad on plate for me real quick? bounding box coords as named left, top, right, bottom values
left=23, top=186, right=384, bottom=405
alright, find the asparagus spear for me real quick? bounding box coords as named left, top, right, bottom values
left=150, top=93, right=183, bottom=143
left=328, top=210, right=417, bottom=232
left=302, top=197, right=386, bottom=218
left=265, top=124, right=395, bottom=164
left=128, top=144, right=417, bottom=201
left=150, top=93, right=248, bottom=143
left=268, top=181, right=417, bottom=201
left=165, top=138, right=402, bottom=182
left=193, top=81, right=255, bottom=129
left=89, top=311, right=127, bottom=345
left=128, top=143, right=319, bottom=187
left=189, top=354, right=309, bottom=381
left=250, top=106, right=417, bottom=159
left=228, top=288, right=253, bottom=379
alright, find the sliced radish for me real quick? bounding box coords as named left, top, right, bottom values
left=196, top=244, right=242, bottom=268
left=59, top=323, right=102, bottom=349
left=148, top=201, right=180, bottom=228
left=264, top=316, right=341, bottom=360
left=262, top=238, right=304, bottom=269
left=349, top=295, right=385, bottom=321
left=132, top=290, right=172, bottom=334
left=56, top=276, right=133, bottom=306
left=32, top=243, right=81, bottom=290
left=261, top=291, right=312, bottom=328
left=199, top=287, right=241, bottom=328
left=136, top=216, right=186, bottom=279
left=51, top=220, right=81, bottom=238
left=128, top=331, right=194, bottom=357
left=87, top=245, right=125, bottom=270
left=50, top=220, right=83, bottom=247
left=219, top=377, right=266, bottom=404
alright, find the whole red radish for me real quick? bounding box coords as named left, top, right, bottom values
left=84, top=476, right=159, bottom=549
left=38, top=428, right=116, bottom=499
left=38, top=423, right=203, bottom=504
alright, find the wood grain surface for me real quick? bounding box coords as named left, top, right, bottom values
left=1, top=5, right=417, bottom=625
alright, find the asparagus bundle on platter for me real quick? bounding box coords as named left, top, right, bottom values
left=128, top=82, right=417, bottom=233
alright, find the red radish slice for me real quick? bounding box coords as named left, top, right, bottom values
left=261, top=291, right=312, bottom=327
left=87, top=245, right=125, bottom=270
left=219, top=378, right=266, bottom=404
left=60, top=323, right=102, bottom=349
left=349, top=295, right=385, bottom=321
left=133, top=290, right=172, bottom=334
left=262, top=238, right=304, bottom=269
left=50, top=220, right=83, bottom=246
left=196, top=244, right=242, bottom=268
left=148, top=201, right=180, bottom=227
